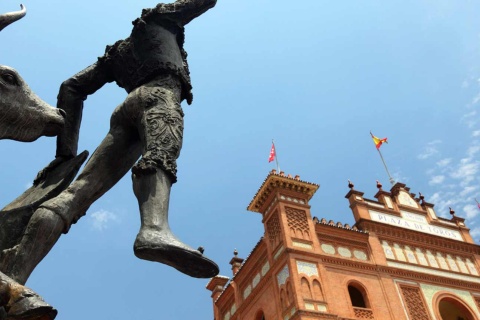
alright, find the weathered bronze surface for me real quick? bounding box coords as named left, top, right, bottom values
left=1, top=1, right=219, bottom=319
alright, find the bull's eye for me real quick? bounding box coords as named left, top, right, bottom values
left=1, top=73, right=17, bottom=86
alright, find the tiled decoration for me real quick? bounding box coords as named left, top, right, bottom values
left=321, top=244, right=335, bottom=255
left=338, top=247, right=352, bottom=258
left=277, top=265, right=290, bottom=287
left=421, top=283, right=480, bottom=319
left=382, top=241, right=478, bottom=276
left=296, top=261, right=319, bottom=277
left=320, top=242, right=369, bottom=262
left=243, top=285, right=252, bottom=300
left=261, top=261, right=270, bottom=276
left=388, top=261, right=480, bottom=284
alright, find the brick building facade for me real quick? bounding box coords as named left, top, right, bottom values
left=206, top=170, right=480, bottom=320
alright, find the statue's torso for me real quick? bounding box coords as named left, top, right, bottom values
left=101, top=19, right=192, bottom=103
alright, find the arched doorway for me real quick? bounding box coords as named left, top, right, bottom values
left=436, top=295, right=476, bottom=320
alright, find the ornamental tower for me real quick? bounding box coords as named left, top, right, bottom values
left=207, top=171, right=480, bottom=320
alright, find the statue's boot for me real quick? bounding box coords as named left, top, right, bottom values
left=132, top=169, right=219, bottom=278
left=0, top=275, right=56, bottom=320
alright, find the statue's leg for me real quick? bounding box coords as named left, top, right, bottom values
left=0, top=272, right=56, bottom=320
left=130, top=80, right=219, bottom=278
left=1, top=97, right=142, bottom=284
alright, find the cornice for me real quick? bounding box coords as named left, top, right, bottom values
left=247, top=171, right=319, bottom=213
left=359, top=220, right=480, bottom=255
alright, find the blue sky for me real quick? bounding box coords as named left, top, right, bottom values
left=1, top=0, right=479, bottom=319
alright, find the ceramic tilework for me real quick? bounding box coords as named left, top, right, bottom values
left=277, top=265, right=290, bottom=286
left=415, top=248, right=428, bottom=266
left=446, top=255, right=459, bottom=272
left=296, top=261, right=319, bottom=277
left=457, top=257, right=469, bottom=274
left=305, top=303, right=315, bottom=310
left=404, top=246, right=417, bottom=264
left=467, top=259, right=479, bottom=275
left=385, top=196, right=394, bottom=209
left=318, top=304, right=327, bottom=312
left=382, top=241, right=396, bottom=259
left=262, top=261, right=270, bottom=276
left=224, top=311, right=231, bottom=320
left=321, top=244, right=335, bottom=255
left=338, top=247, right=352, bottom=258
left=421, top=283, right=480, bottom=319
left=252, top=273, right=261, bottom=288
left=394, top=243, right=407, bottom=261
left=354, top=250, right=368, bottom=261
left=292, top=240, right=313, bottom=249
left=243, top=284, right=252, bottom=299
left=436, top=253, right=449, bottom=270
left=388, top=261, right=480, bottom=284
left=426, top=250, right=439, bottom=268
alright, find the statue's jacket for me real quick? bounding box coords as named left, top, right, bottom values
left=99, top=11, right=194, bottom=104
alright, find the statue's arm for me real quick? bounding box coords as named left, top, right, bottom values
left=147, top=0, right=217, bottom=25
left=56, top=62, right=112, bottom=159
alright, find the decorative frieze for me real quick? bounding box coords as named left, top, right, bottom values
left=319, top=242, right=369, bottom=262
left=388, top=261, right=480, bottom=284
left=381, top=240, right=478, bottom=276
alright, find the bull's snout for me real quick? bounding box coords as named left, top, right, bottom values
left=43, top=108, right=66, bottom=137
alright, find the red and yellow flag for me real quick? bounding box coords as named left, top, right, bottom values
left=370, top=132, right=388, bottom=150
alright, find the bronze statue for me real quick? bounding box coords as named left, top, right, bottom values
left=0, top=5, right=63, bottom=319
left=0, top=6, right=65, bottom=142
left=1, top=0, right=219, bottom=290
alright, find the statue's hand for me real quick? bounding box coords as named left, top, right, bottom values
left=33, top=156, right=74, bottom=186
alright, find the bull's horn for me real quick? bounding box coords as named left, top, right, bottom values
left=0, top=4, right=26, bottom=32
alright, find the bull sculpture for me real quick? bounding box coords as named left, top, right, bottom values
left=0, top=5, right=65, bottom=142
left=0, top=5, right=85, bottom=320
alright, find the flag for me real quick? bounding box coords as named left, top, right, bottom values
left=370, top=132, right=388, bottom=150
left=268, top=143, right=276, bottom=162
left=476, top=198, right=480, bottom=210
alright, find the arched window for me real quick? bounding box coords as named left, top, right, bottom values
left=438, top=296, right=475, bottom=320
left=301, top=277, right=312, bottom=299
left=348, top=284, right=369, bottom=308
left=312, top=280, right=324, bottom=301
left=254, top=310, right=266, bottom=320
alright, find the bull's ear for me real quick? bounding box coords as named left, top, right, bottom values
left=0, top=4, right=27, bottom=32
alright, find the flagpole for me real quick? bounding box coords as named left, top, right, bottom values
left=377, top=148, right=395, bottom=186
left=272, top=139, right=280, bottom=172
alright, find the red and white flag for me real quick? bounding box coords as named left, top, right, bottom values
left=268, top=143, right=276, bottom=163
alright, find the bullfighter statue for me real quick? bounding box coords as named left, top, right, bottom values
left=1, top=0, right=219, bottom=288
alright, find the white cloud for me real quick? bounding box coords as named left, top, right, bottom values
left=429, top=175, right=445, bottom=185
left=467, top=145, right=480, bottom=157
left=450, top=159, right=479, bottom=186
left=462, top=110, right=478, bottom=128
left=418, top=140, right=442, bottom=160
left=436, top=158, right=451, bottom=168
left=470, top=227, right=480, bottom=239
left=90, top=210, right=119, bottom=231
left=464, top=204, right=480, bottom=220
left=472, top=130, right=480, bottom=137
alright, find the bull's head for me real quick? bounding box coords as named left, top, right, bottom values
left=0, top=4, right=65, bottom=142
